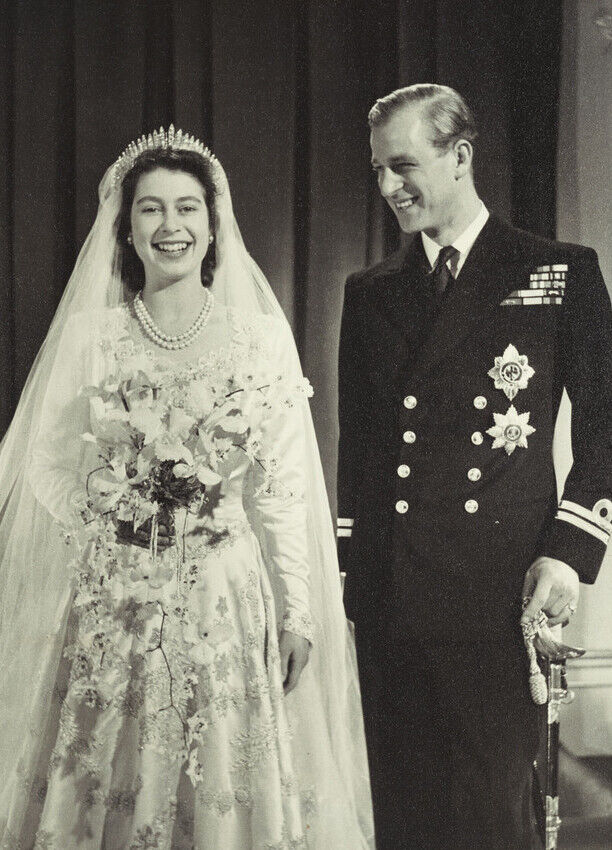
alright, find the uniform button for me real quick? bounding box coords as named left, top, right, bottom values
left=395, top=500, right=409, bottom=514
left=464, top=499, right=479, bottom=513
left=467, top=467, right=482, bottom=482
left=471, top=431, right=483, bottom=445
left=403, top=395, right=417, bottom=409
left=397, top=464, right=411, bottom=478
left=473, top=396, right=487, bottom=410
left=403, top=430, right=416, bottom=444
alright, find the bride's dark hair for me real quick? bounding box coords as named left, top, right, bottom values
left=118, top=148, right=218, bottom=292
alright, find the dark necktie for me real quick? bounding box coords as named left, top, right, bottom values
left=430, top=245, right=459, bottom=298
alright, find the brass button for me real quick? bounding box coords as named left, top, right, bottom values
left=395, top=500, right=409, bottom=514
left=467, top=468, right=482, bottom=482
left=593, top=499, right=612, bottom=523
left=464, top=499, right=479, bottom=513
left=403, top=395, right=417, bottom=409
left=471, top=431, right=483, bottom=445
left=403, top=430, right=416, bottom=444
left=473, top=396, right=487, bottom=410
left=397, top=464, right=411, bottom=478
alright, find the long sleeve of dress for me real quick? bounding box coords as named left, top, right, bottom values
left=249, top=319, right=314, bottom=643
left=28, top=314, right=95, bottom=527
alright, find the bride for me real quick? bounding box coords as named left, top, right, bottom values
left=0, top=129, right=373, bottom=849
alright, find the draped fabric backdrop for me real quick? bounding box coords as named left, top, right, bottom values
left=0, top=0, right=563, bottom=511
left=555, top=0, right=612, bottom=757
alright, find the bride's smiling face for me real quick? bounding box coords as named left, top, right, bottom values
left=130, top=168, right=211, bottom=285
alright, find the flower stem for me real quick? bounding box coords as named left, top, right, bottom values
left=146, top=607, right=188, bottom=747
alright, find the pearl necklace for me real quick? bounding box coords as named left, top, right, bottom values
left=133, top=289, right=214, bottom=350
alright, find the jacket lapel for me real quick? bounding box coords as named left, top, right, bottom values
left=412, top=215, right=527, bottom=381
left=363, top=237, right=431, bottom=343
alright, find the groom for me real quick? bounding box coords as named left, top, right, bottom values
left=337, top=84, right=612, bottom=849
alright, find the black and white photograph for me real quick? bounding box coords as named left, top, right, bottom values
left=0, top=2, right=610, bottom=849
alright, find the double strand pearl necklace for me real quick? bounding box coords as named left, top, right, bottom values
left=134, top=289, right=214, bottom=350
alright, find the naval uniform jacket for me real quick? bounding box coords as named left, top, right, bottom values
left=337, top=215, right=612, bottom=644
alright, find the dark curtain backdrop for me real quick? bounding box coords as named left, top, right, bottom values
left=0, top=0, right=562, bottom=508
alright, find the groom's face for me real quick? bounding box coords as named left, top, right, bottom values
left=370, top=105, right=459, bottom=239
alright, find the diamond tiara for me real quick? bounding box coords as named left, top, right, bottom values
left=113, top=125, right=217, bottom=187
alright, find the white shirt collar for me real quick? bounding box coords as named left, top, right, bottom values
left=421, top=201, right=489, bottom=277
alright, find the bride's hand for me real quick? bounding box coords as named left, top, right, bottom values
left=279, top=630, right=310, bottom=695
left=114, top=519, right=173, bottom=551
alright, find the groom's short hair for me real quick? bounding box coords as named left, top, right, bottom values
left=368, top=84, right=478, bottom=152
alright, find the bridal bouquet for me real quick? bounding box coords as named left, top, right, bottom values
left=79, top=346, right=300, bottom=551
left=62, top=345, right=313, bottom=785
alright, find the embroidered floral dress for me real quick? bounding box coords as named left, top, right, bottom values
left=22, top=305, right=317, bottom=850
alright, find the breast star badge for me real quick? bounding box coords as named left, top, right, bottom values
left=487, top=405, right=536, bottom=455
left=488, top=344, right=535, bottom=400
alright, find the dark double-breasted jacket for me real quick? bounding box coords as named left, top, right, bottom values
left=337, top=214, right=612, bottom=645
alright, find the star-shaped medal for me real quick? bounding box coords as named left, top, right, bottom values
left=487, top=405, right=536, bottom=455
left=488, top=344, right=535, bottom=400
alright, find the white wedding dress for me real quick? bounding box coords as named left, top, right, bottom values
left=19, top=304, right=344, bottom=850
left=0, top=144, right=373, bottom=850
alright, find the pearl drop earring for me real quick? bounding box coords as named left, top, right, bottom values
left=127, top=234, right=133, bottom=245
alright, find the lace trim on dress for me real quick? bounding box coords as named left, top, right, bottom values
left=282, top=610, right=315, bottom=644
left=99, top=303, right=275, bottom=377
